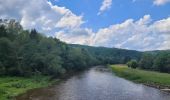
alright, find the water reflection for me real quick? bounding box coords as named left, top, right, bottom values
left=17, top=66, right=170, bottom=100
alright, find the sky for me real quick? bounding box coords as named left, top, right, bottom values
left=0, top=0, right=170, bottom=51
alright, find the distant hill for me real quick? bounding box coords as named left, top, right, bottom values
left=69, top=44, right=142, bottom=64
left=145, top=50, right=170, bottom=55
left=0, top=19, right=169, bottom=77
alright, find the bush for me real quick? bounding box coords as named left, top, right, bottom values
left=127, top=60, right=138, bottom=69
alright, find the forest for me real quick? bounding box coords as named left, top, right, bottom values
left=0, top=19, right=170, bottom=78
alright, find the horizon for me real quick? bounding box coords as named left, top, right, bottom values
left=0, top=0, right=170, bottom=51
left=69, top=43, right=170, bottom=52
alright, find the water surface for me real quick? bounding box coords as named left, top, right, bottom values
left=16, top=66, right=170, bottom=100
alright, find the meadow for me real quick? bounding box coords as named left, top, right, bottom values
left=0, top=76, right=56, bottom=100
left=110, top=65, right=170, bottom=89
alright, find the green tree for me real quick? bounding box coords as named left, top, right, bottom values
left=0, top=37, right=17, bottom=75
left=153, top=52, right=170, bottom=73
left=139, top=53, right=154, bottom=70
left=127, top=60, right=138, bottom=69
left=0, top=25, right=7, bottom=38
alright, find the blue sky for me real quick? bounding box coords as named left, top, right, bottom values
left=0, top=0, right=170, bottom=51
left=50, top=0, right=170, bottom=31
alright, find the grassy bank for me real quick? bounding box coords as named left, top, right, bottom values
left=0, top=76, right=57, bottom=100
left=110, top=65, right=170, bottom=89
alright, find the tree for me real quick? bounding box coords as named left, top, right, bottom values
left=153, top=52, right=170, bottom=73
left=0, top=37, right=17, bottom=75
left=0, top=25, right=7, bottom=38
left=30, top=29, right=40, bottom=41
left=123, top=56, right=131, bottom=64
left=138, top=53, right=154, bottom=70
left=127, top=60, right=138, bottom=69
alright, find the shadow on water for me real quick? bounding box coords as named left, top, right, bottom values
left=16, top=66, right=170, bottom=100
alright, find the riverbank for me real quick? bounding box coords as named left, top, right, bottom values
left=110, top=65, right=170, bottom=91
left=0, top=76, right=58, bottom=100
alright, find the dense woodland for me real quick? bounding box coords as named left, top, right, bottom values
left=138, top=51, right=170, bottom=73
left=0, top=19, right=99, bottom=77
left=0, top=19, right=170, bottom=77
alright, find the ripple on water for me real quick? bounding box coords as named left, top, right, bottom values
left=16, top=66, right=170, bottom=100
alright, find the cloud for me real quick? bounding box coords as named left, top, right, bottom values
left=98, top=0, right=112, bottom=15
left=56, top=14, right=170, bottom=51
left=56, top=28, right=95, bottom=45
left=0, top=0, right=84, bottom=36
left=132, top=0, right=170, bottom=6
left=92, top=15, right=170, bottom=50
left=153, top=0, right=170, bottom=5
left=55, top=13, right=84, bottom=29
left=151, top=17, right=170, bottom=34
left=0, top=0, right=170, bottom=51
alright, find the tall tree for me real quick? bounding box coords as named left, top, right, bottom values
left=139, top=53, right=154, bottom=70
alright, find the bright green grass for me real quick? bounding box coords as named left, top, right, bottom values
left=0, top=76, right=56, bottom=100
left=110, top=65, right=170, bottom=87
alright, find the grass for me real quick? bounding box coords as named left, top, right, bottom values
left=0, top=75, right=57, bottom=100
left=110, top=64, right=170, bottom=88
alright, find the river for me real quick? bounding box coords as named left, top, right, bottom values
left=16, top=66, right=170, bottom=100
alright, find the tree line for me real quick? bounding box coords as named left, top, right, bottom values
left=0, top=19, right=169, bottom=77
left=0, top=19, right=99, bottom=77
left=127, top=51, right=170, bottom=73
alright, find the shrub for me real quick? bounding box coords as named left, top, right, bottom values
left=127, top=60, right=138, bottom=69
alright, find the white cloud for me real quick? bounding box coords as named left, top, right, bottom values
left=153, top=0, right=170, bottom=5
left=55, top=14, right=84, bottom=29
left=56, top=14, right=170, bottom=50
left=0, top=0, right=170, bottom=51
left=55, top=28, right=95, bottom=45
left=98, top=0, right=112, bottom=15
left=92, top=15, right=170, bottom=50
left=0, top=0, right=84, bottom=36
left=132, top=0, right=170, bottom=6
left=151, top=17, right=170, bottom=34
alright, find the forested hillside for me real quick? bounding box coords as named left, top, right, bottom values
left=0, top=19, right=142, bottom=77
left=138, top=51, right=170, bottom=73
left=0, top=19, right=170, bottom=77
left=0, top=19, right=99, bottom=77
left=70, top=44, right=142, bottom=64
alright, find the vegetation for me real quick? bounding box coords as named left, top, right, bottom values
left=0, top=19, right=143, bottom=77
left=0, top=76, right=55, bottom=100
left=127, top=60, right=138, bottom=68
left=70, top=44, right=142, bottom=64
left=0, top=19, right=99, bottom=77
left=138, top=51, right=170, bottom=73
left=0, top=19, right=143, bottom=99
left=111, top=65, right=170, bottom=88
left=0, top=19, right=170, bottom=99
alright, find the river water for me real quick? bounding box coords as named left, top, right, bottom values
left=16, top=66, right=170, bottom=100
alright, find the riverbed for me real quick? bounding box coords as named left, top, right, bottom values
left=16, top=66, right=170, bottom=100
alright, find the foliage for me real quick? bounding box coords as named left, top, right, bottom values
left=0, top=20, right=100, bottom=77
left=153, top=52, right=170, bottom=73
left=111, top=65, right=170, bottom=86
left=138, top=52, right=170, bottom=73
left=0, top=76, right=55, bottom=100
left=70, top=44, right=142, bottom=64
left=138, top=53, right=154, bottom=70
left=127, top=60, right=138, bottom=68
left=0, top=19, right=169, bottom=77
